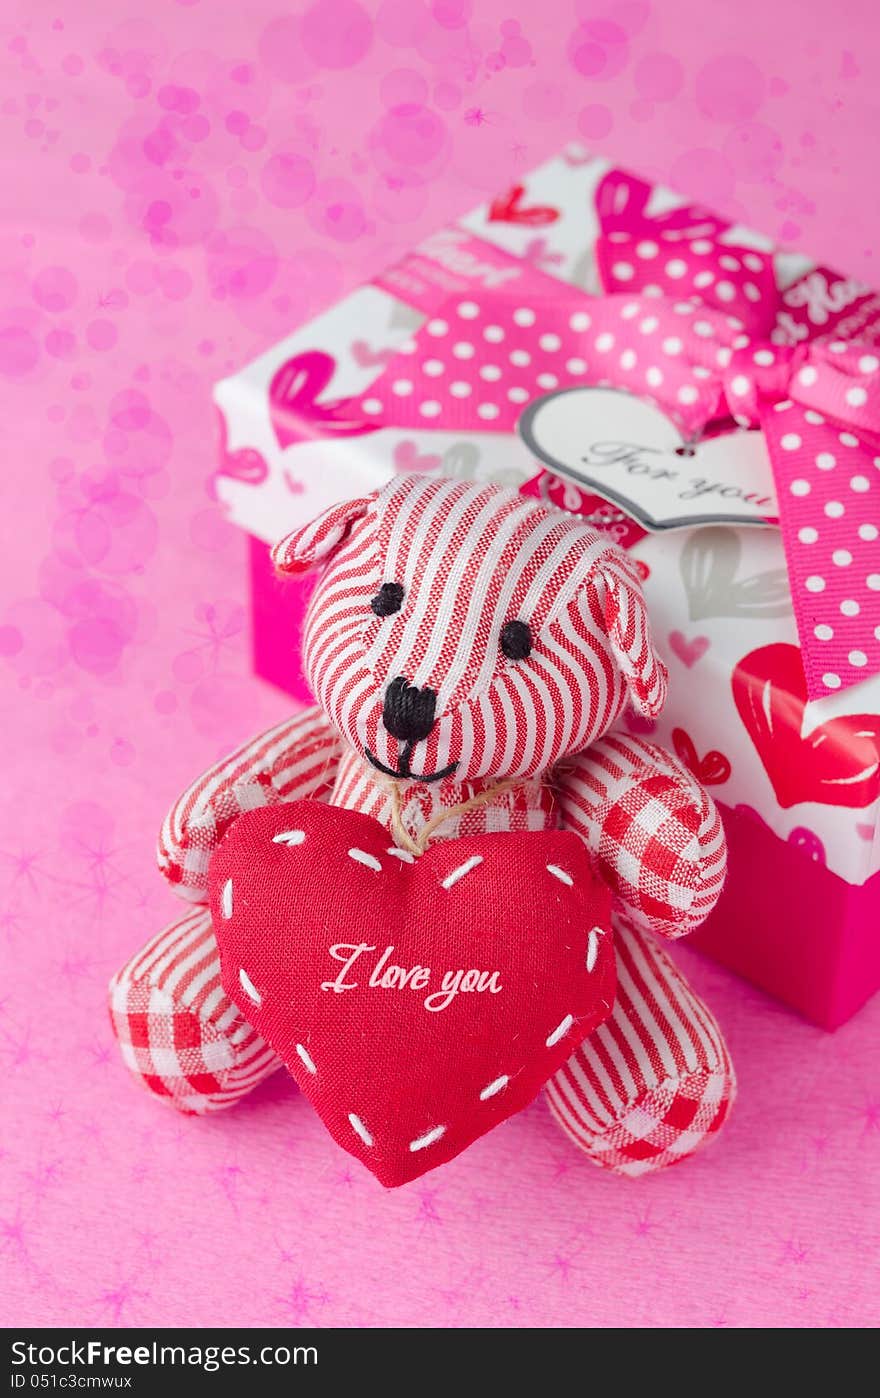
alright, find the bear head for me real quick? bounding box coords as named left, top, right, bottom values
left=272, top=473, right=667, bottom=785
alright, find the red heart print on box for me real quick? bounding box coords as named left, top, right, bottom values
left=732, top=643, right=880, bottom=809
left=668, top=631, right=710, bottom=668
left=392, top=439, right=442, bottom=473
left=672, top=728, right=732, bottom=786
left=209, top=801, right=614, bottom=1188
left=269, top=350, right=377, bottom=448
left=350, top=339, right=396, bottom=369
left=488, top=183, right=560, bottom=226
left=214, top=406, right=268, bottom=489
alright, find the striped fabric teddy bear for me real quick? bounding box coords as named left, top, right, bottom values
left=109, top=473, right=733, bottom=1187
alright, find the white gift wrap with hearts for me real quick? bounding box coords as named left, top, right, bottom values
left=635, top=524, right=880, bottom=885
left=213, top=145, right=880, bottom=891
left=214, top=146, right=807, bottom=543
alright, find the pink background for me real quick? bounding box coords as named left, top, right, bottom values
left=2, top=0, right=880, bottom=1329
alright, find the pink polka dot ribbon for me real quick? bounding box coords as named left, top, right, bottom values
left=592, top=167, right=779, bottom=338
left=738, top=343, right=880, bottom=699
left=346, top=235, right=879, bottom=701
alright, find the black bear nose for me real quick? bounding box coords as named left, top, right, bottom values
left=382, top=676, right=437, bottom=745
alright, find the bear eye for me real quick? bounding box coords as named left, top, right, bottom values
left=370, top=582, right=404, bottom=617
left=500, top=619, right=532, bottom=661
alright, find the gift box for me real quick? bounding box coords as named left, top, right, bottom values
left=213, top=144, right=880, bottom=1031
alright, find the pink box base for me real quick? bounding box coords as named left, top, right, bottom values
left=692, top=804, right=880, bottom=1030
left=249, top=533, right=316, bottom=708
left=249, top=534, right=880, bottom=1030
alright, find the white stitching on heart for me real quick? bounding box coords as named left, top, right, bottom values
left=441, top=855, right=484, bottom=889
left=275, top=1000, right=588, bottom=1158
left=479, top=1075, right=509, bottom=1101
left=238, top=967, right=261, bottom=1005
left=221, top=878, right=233, bottom=919
left=546, top=864, right=573, bottom=887
left=348, top=1113, right=373, bottom=1147
left=348, top=848, right=382, bottom=873
left=586, top=927, right=602, bottom=973
left=316, top=997, right=583, bottom=1154
left=409, top=1125, right=446, bottom=1152
left=545, top=1013, right=574, bottom=1048
left=272, top=829, right=306, bottom=846
left=386, top=847, right=415, bottom=864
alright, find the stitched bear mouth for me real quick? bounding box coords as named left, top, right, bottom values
left=364, top=745, right=459, bottom=785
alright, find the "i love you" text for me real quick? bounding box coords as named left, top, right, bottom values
left=320, top=943, right=503, bottom=1013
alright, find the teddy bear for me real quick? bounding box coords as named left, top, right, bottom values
left=109, top=472, right=734, bottom=1184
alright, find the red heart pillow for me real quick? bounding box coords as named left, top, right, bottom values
left=209, top=801, right=614, bottom=1187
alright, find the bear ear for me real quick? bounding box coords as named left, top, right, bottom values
left=272, top=493, right=376, bottom=577
left=595, top=552, right=668, bottom=718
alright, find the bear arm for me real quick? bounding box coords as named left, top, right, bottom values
left=555, top=732, right=727, bottom=940
left=157, top=706, right=341, bottom=903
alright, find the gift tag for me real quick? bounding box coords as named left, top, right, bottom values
left=519, top=387, right=779, bottom=531
left=209, top=801, right=614, bottom=1188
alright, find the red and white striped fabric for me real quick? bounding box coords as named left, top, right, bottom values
left=279, top=475, right=668, bottom=785
left=599, top=553, right=668, bottom=719
left=546, top=912, right=735, bottom=1176
left=557, top=733, right=727, bottom=940
left=110, top=473, right=732, bottom=1172
left=272, top=494, right=375, bottom=576
left=108, top=906, right=279, bottom=1113
left=158, top=708, right=340, bottom=903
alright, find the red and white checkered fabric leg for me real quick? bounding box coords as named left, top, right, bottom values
left=158, top=707, right=340, bottom=903
left=545, top=913, right=735, bottom=1176
left=557, top=732, right=727, bottom=940
left=108, top=906, right=281, bottom=1114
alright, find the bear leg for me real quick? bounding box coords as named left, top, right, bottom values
left=109, top=906, right=281, bottom=1114
left=545, top=912, right=735, bottom=1176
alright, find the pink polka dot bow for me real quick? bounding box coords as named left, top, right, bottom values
left=349, top=181, right=879, bottom=698
left=591, top=171, right=880, bottom=701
